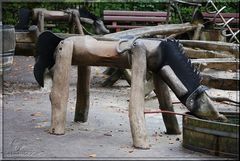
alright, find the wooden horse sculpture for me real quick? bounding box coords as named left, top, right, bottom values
left=34, top=31, right=227, bottom=149
left=15, top=7, right=109, bottom=35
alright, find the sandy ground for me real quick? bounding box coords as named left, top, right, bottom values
left=0, top=56, right=239, bottom=160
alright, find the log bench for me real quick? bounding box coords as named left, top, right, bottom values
left=201, top=12, right=239, bottom=43
left=103, top=10, right=170, bottom=32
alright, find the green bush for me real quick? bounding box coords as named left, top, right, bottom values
left=2, top=1, right=239, bottom=32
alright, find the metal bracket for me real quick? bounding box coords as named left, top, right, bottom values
left=116, top=35, right=142, bottom=54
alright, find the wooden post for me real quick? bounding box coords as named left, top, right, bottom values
left=49, top=40, right=73, bottom=134
left=129, top=42, right=149, bottom=149
left=192, top=24, right=204, bottom=40
left=153, top=73, right=181, bottom=134
left=38, top=11, right=44, bottom=32
left=74, top=65, right=91, bottom=122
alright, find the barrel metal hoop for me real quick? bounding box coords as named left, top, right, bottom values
left=184, top=124, right=239, bottom=138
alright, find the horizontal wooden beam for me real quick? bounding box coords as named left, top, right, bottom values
left=192, top=58, right=239, bottom=72
left=179, top=40, right=239, bottom=57
left=201, top=69, right=239, bottom=90
left=103, top=10, right=168, bottom=17
left=104, top=16, right=167, bottom=22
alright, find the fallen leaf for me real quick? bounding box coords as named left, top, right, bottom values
left=35, top=125, right=43, bottom=128
left=89, top=154, right=96, bottom=157
left=31, top=112, right=44, bottom=117
left=104, top=133, right=112, bottom=136
left=15, top=108, right=22, bottom=112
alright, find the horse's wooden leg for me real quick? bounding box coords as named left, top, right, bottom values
left=74, top=65, right=91, bottom=122
left=153, top=73, right=181, bottom=134
left=49, top=40, right=73, bottom=134
left=129, top=43, right=149, bottom=149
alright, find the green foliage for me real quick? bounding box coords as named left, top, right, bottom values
left=2, top=1, right=239, bottom=33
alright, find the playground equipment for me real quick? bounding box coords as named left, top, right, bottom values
left=34, top=31, right=229, bottom=149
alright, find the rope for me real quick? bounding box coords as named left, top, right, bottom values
left=144, top=109, right=190, bottom=116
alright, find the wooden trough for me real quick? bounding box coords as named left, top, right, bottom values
left=183, top=112, right=239, bottom=158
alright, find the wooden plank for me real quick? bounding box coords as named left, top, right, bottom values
left=104, top=10, right=167, bottom=17
left=191, top=58, right=239, bottom=72
left=204, top=18, right=239, bottom=24
left=202, top=12, right=239, bottom=19
left=104, top=16, right=167, bottom=22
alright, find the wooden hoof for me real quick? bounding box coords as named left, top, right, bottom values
left=49, top=127, right=65, bottom=135
left=133, top=144, right=150, bottom=150
left=165, top=130, right=181, bottom=135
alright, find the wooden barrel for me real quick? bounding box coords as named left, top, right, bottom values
left=183, top=112, right=239, bottom=158
left=0, top=25, right=16, bottom=74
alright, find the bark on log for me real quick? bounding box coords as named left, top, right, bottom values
left=129, top=43, right=149, bottom=149
left=153, top=73, right=181, bottom=134
left=179, top=40, right=239, bottom=57
left=49, top=40, right=73, bottom=134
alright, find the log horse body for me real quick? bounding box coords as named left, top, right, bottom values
left=34, top=31, right=227, bottom=149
